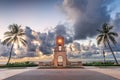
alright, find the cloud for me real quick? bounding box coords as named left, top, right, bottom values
left=110, top=12, right=120, bottom=51
left=112, top=13, right=120, bottom=32
left=63, top=0, right=112, bottom=40
left=55, top=24, right=73, bottom=44
left=39, top=24, right=73, bottom=54
left=0, top=41, right=16, bottom=57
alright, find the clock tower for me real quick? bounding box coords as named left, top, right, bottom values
left=53, top=36, right=68, bottom=67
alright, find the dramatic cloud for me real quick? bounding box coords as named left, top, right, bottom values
left=0, top=41, right=16, bottom=57
left=39, top=24, right=73, bottom=54
left=113, top=13, right=120, bottom=32
left=63, top=0, right=112, bottom=40
left=55, top=24, right=73, bottom=44
left=25, top=27, right=36, bottom=40
left=24, top=27, right=40, bottom=57
left=111, top=12, right=120, bottom=51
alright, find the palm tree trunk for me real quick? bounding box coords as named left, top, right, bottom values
left=103, top=50, right=105, bottom=63
left=7, top=43, right=14, bottom=65
left=106, top=40, right=118, bottom=64
left=104, top=56, right=105, bottom=63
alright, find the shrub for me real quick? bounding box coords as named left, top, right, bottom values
left=6, top=61, right=38, bottom=67
left=83, top=61, right=119, bottom=66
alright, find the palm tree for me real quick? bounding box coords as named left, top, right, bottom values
left=2, top=24, right=27, bottom=65
left=96, top=23, right=119, bottom=64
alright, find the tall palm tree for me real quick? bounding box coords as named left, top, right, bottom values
left=96, top=23, right=119, bottom=64
left=2, top=24, right=27, bottom=65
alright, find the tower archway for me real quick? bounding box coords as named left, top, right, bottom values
left=58, top=56, right=63, bottom=62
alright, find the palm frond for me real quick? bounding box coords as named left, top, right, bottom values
left=97, top=36, right=103, bottom=45
left=21, top=41, right=26, bottom=47
left=96, top=34, right=104, bottom=40
left=108, top=32, right=118, bottom=37
left=19, top=38, right=27, bottom=46
left=9, top=24, right=19, bottom=33
left=6, top=38, right=14, bottom=46
left=4, top=31, right=12, bottom=35
left=102, top=23, right=107, bottom=30
left=8, top=25, right=13, bottom=30
left=13, top=36, right=22, bottom=48
left=19, top=28, right=24, bottom=33
left=13, top=24, right=19, bottom=33
left=2, top=37, right=12, bottom=45
left=108, top=26, right=113, bottom=31
left=18, top=25, right=22, bottom=29
left=15, top=37, right=20, bottom=48
left=4, top=32, right=13, bottom=37
left=18, top=33, right=25, bottom=36
left=109, top=35, right=117, bottom=45
left=103, top=36, right=107, bottom=47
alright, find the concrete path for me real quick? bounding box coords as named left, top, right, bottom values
left=0, top=68, right=32, bottom=80
left=1, top=67, right=120, bottom=80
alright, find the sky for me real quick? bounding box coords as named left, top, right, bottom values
left=0, top=0, right=66, bottom=39
left=0, top=0, right=120, bottom=46
left=0, top=0, right=120, bottom=62
left=0, top=0, right=120, bottom=40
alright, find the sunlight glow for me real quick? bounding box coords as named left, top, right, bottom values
left=58, top=39, right=62, bottom=44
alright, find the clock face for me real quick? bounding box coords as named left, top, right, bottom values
left=58, top=39, right=62, bottom=44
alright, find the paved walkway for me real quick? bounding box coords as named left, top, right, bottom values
left=0, top=67, right=120, bottom=80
